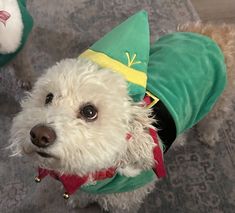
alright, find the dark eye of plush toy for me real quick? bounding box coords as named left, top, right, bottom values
left=45, top=93, right=54, bottom=105
left=80, top=104, right=98, bottom=121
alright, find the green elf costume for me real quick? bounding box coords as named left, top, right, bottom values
left=0, top=0, right=33, bottom=67
left=35, top=11, right=227, bottom=198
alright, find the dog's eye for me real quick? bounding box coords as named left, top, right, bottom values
left=79, top=104, right=98, bottom=121
left=45, top=93, right=54, bottom=105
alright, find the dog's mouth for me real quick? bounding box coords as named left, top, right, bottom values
left=22, top=146, right=58, bottom=159
left=36, top=151, right=54, bottom=158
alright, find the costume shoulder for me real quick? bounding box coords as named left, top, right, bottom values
left=147, top=32, right=227, bottom=135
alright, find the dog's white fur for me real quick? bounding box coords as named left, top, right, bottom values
left=0, top=0, right=23, bottom=54
left=10, top=58, right=156, bottom=177
left=10, top=57, right=157, bottom=212
left=9, top=23, right=235, bottom=212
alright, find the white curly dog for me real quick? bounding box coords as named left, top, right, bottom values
left=10, top=23, right=235, bottom=213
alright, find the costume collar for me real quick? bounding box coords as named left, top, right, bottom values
left=144, top=91, right=177, bottom=153
left=35, top=167, right=116, bottom=199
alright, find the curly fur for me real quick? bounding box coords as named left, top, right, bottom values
left=10, top=58, right=134, bottom=176
left=118, top=103, right=157, bottom=177
left=9, top=56, right=158, bottom=212
left=9, top=23, right=235, bottom=212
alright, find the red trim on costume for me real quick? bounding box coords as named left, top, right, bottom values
left=143, top=95, right=152, bottom=106
left=144, top=93, right=166, bottom=178
left=149, top=128, right=166, bottom=178
left=37, top=168, right=88, bottom=195
left=37, top=167, right=116, bottom=196
left=126, top=132, right=132, bottom=140
left=0, top=11, right=11, bottom=26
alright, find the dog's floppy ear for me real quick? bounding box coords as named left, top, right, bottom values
left=121, top=102, right=156, bottom=171
left=119, top=101, right=167, bottom=178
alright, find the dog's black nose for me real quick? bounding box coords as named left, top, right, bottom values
left=30, top=124, right=56, bottom=148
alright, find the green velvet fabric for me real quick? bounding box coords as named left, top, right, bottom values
left=147, top=32, right=227, bottom=135
left=0, top=0, right=33, bottom=67
left=88, top=10, right=150, bottom=102
left=80, top=170, right=155, bottom=194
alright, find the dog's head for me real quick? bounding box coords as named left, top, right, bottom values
left=10, top=58, right=153, bottom=176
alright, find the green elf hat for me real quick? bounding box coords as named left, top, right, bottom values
left=80, top=11, right=150, bottom=102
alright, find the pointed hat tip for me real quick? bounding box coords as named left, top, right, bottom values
left=131, top=10, right=148, bottom=19
left=80, top=10, right=150, bottom=102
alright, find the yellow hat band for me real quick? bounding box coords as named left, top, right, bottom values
left=80, top=49, right=147, bottom=88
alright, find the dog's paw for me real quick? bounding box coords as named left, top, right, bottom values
left=117, top=165, right=141, bottom=177
left=68, top=197, right=91, bottom=209
left=17, top=78, right=32, bottom=90
left=108, top=206, right=139, bottom=213
left=77, top=201, right=91, bottom=209
left=11, top=60, right=35, bottom=90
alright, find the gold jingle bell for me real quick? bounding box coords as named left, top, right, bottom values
left=35, top=176, right=41, bottom=183
left=63, top=192, right=70, bottom=199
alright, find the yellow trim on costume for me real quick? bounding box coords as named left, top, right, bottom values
left=80, top=49, right=147, bottom=88
left=146, top=91, right=159, bottom=109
